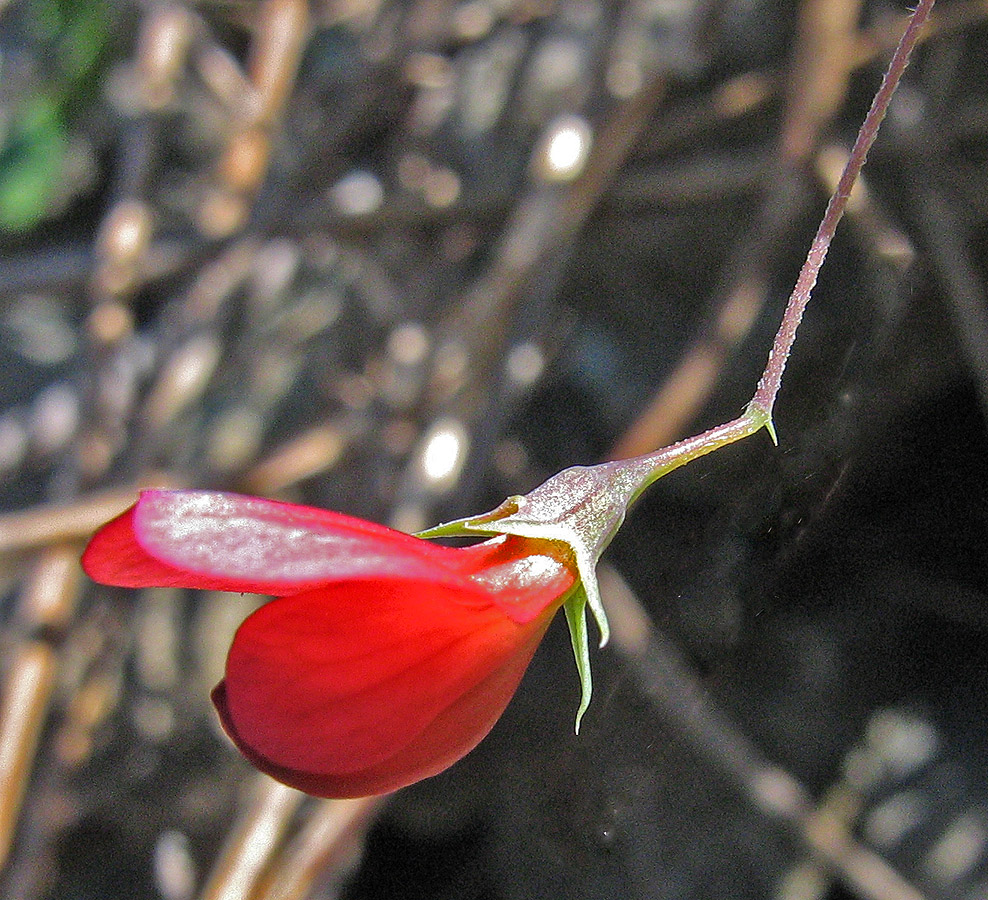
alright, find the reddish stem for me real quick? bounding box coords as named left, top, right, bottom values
left=750, top=0, right=935, bottom=417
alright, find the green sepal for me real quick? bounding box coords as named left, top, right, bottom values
left=417, top=494, right=612, bottom=650
left=414, top=402, right=775, bottom=728
left=417, top=497, right=605, bottom=729
left=563, top=584, right=592, bottom=733
left=415, top=496, right=524, bottom=539
left=744, top=400, right=777, bottom=446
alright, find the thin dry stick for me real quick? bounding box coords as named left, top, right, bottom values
left=254, top=796, right=385, bottom=900
left=199, top=780, right=303, bottom=900
left=0, top=484, right=172, bottom=554
left=781, top=0, right=864, bottom=164
left=439, top=74, right=669, bottom=391
left=199, top=0, right=309, bottom=238
left=242, top=424, right=349, bottom=495
left=0, top=548, right=81, bottom=874
left=601, top=566, right=928, bottom=900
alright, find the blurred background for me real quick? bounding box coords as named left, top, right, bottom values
left=0, top=0, right=986, bottom=898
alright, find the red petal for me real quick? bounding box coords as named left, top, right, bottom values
left=450, top=535, right=577, bottom=623
left=84, top=490, right=467, bottom=594
left=82, top=506, right=196, bottom=588
left=218, top=577, right=554, bottom=788
left=211, top=625, right=542, bottom=797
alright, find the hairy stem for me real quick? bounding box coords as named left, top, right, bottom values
left=750, top=0, right=935, bottom=419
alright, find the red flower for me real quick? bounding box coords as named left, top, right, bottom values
left=82, top=490, right=577, bottom=797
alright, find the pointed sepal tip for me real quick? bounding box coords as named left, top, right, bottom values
left=745, top=401, right=778, bottom=446
left=563, top=587, right=592, bottom=733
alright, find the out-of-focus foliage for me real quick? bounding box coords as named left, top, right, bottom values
left=0, top=0, right=110, bottom=229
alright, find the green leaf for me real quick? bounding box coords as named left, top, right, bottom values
left=0, top=98, right=67, bottom=231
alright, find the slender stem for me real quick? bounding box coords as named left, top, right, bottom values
left=599, top=0, right=936, bottom=506
left=750, top=0, right=935, bottom=417
left=624, top=408, right=769, bottom=501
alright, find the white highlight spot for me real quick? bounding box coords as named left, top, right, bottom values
left=866, top=708, right=938, bottom=778
left=330, top=170, right=383, bottom=216
left=420, top=419, right=468, bottom=487
left=541, top=116, right=591, bottom=181
left=154, top=830, right=196, bottom=900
